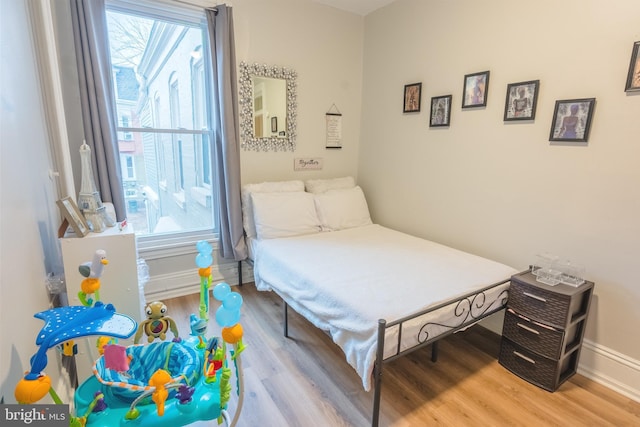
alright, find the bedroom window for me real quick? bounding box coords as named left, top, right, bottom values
left=105, top=0, right=216, bottom=245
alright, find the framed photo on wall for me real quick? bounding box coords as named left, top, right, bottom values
left=549, top=98, right=596, bottom=142
left=56, top=197, right=90, bottom=237
left=403, top=82, right=422, bottom=113
left=429, top=95, right=452, bottom=127
left=504, top=80, right=539, bottom=121
left=462, top=71, right=490, bottom=108
left=624, top=41, right=640, bottom=92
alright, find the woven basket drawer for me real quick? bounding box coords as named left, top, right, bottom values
left=499, top=338, right=559, bottom=392
left=509, top=280, right=571, bottom=327
left=502, top=310, right=564, bottom=359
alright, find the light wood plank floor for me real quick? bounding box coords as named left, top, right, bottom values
left=164, top=283, right=640, bottom=427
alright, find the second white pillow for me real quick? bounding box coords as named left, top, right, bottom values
left=314, top=186, right=372, bottom=231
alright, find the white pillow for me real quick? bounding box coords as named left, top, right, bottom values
left=251, top=191, right=322, bottom=239
left=241, top=180, right=304, bottom=238
left=304, top=176, right=355, bottom=194
left=313, top=186, right=372, bottom=231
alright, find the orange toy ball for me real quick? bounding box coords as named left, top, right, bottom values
left=198, top=267, right=212, bottom=277
left=222, top=323, right=243, bottom=344
left=15, top=374, right=51, bottom=404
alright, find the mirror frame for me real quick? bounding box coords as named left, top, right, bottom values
left=239, top=62, right=297, bottom=151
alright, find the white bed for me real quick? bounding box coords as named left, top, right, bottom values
left=240, top=178, right=518, bottom=425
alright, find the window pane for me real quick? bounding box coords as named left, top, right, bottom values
left=106, top=6, right=215, bottom=238
left=125, top=131, right=213, bottom=236
left=107, top=11, right=207, bottom=132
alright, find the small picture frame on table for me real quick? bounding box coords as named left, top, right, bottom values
left=549, top=98, right=596, bottom=142
left=403, top=82, right=422, bottom=113
left=462, top=71, right=490, bottom=108
left=57, top=197, right=90, bottom=237
left=624, top=41, right=640, bottom=92
left=271, top=116, right=278, bottom=133
left=429, top=95, right=452, bottom=127
left=504, top=80, right=539, bottom=121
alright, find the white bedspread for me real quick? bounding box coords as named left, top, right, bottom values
left=253, top=224, right=518, bottom=390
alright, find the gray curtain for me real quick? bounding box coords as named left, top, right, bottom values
left=206, top=6, right=247, bottom=261
left=70, top=0, right=126, bottom=222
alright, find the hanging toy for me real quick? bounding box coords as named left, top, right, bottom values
left=175, top=384, right=195, bottom=405
left=195, top=240, right=213, bottom=320
left=78, top=250, right=108, bottom=306
left=103, top=344, right=131, bottom=372
left=189, top=314, right=208, bottom=349
left=59, top=340, right=77, bottom=357
left=134, top=301, right=179, bottom=344
left=204, top=342, right=225, bottom=383
left=149, top=369, right=172, bottom=417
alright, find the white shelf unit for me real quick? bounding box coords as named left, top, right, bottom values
left=60, top=224, right=144, bottom=378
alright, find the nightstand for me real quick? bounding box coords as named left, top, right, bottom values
left=499, top=270, right=594, bottom=391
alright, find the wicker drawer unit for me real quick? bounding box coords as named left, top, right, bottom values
left=499, top=270, right=594, bottom=392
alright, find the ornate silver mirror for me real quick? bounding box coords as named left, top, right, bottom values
left=239, top=62, right=297, bottom=151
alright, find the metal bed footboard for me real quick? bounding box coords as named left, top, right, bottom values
left=243, top=260, right=510, bottom=427
left=370, top=279, right=510, bottom=426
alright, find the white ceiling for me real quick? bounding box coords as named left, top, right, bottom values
left=312, top=0, right=397, bottom=16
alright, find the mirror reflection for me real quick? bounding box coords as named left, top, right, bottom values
left=252, top=77, right=287, bottom=138
left=239, top=62, right=297, bottom=151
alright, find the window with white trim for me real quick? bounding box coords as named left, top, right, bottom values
left=106, top=0, right=216, bottom=242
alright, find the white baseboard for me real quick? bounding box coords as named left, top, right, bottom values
left=578, top=339, right=640, bottom=402
left=144, top=269, right=201, bottom=301
left=144, top=261, right=253, bottom=301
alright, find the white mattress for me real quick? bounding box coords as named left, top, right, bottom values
left=246, top=235, right=259, bottom=262
left=252, top=224, right=518, bottom=390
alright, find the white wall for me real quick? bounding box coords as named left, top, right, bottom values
left=359, top=0, right=640, bottom=398
left=233, top=0, right=364, bottom=185
left=0, top=0, right=69, bottom=403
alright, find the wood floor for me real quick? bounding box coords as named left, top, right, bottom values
left=165, top=283, right=640, bottom=427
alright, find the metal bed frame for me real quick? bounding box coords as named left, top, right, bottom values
left=239, top=261, right=510, bottom=426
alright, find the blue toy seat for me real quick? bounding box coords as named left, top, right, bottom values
left=93, top=341, right=202, bottom=402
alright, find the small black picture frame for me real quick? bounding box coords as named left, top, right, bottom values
left=462, top=71, right=490, bottom=108
left=504, top=80, right=540, bottom=121
left=429, top=95, right=452, bottom=127
left=625, top=41, right=640, bottom=92
left=271, top=116, right=278, bottom=133
left=549, top=98, right=596, bottom=142
left=403, top=82, right=422, bottom=113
